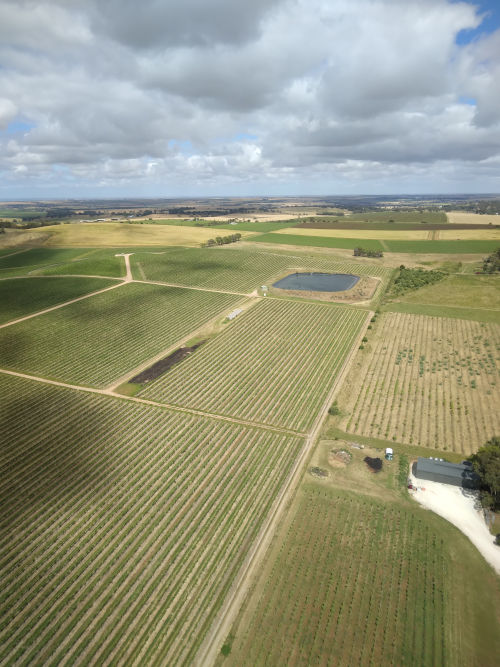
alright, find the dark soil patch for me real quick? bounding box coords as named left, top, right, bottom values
left=364, top=456, right=383, bottom=473
left=309, top=467, right=329, bottom=479
left=131, top=341, right=206, bottom=383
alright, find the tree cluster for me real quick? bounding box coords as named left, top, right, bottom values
left=353, top=247, right=383, bottom=258
left=203, top=233, right=242, bottom=247
left=390, top=266, right=445, bottom=296
left=482, top=247, right=500, bottom=273
left=468, top=437, right=500, bottom=512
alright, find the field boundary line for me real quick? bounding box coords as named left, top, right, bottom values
left=0, top=280, right=127, bottom=329
left=131, top=278, right=250, bottom=297
left=104, top=295, right=256, bottom=391
left=0, top=367, right=304, bottom=438
left=0, top=274, right=122, bottom=282
left=111, top=393, right=306, bottom=437
left=194, top=308, right=373, bottom=667
left=387, top=301, right=500, bottom=313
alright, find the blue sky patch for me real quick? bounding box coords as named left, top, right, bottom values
left=455, top=0, right=500, bottom=45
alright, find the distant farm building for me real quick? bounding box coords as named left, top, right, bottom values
left=414, top=457, right=480, bottom=489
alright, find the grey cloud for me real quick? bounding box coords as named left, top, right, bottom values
left=88, top=0, right=286, bottom=49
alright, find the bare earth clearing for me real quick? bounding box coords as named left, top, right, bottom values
left=408, top=469, right=500, bottom=575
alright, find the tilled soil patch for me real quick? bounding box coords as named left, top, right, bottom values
left=131, top=341, right=206, bottom=383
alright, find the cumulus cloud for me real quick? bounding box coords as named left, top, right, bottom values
left=0, top=0, right=499, bottom=195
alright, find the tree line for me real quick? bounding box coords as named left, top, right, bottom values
left=202, top=233, right=242, bottom=247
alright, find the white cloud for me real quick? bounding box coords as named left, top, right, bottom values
left=0, top=0, right=499, bottom=195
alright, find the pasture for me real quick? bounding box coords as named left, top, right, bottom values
left=338, top=312, right=500, bottom=454
left=139, top=299, right=368, bottom=432
left=386, top=274, right=500, bottom=323
left=0, top=374, right=304, bottom=666
left=439, top=228, right=500, bottom=240
left=131, top=246, right=389, bottom=293
left=0, top=283, right=241, bottom=387
left=0, top=277, right=116, bottom=325
left=447, top=211, right=500, bottom=225
left=31, top=223, right=253, bottom=247
left=273, top=227, right=431, bottom=240
left=224, top=478, right=500, bottom=666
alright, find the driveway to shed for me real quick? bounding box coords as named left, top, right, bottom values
left=408, top=469, right=500, bottom=575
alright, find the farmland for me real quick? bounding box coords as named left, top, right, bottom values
left=0, top=374, right=304, bottom=666
left=338, top=312, right=500, bottom=454
left=274, top=227, right=432, bottom=240
left=252, top=232, right=500, bottom=254
left=0, top=247, right=92, bottom=273
left=0, top=277, right=117, bottom=324
left=224, top=468, right=500, bottom=666
left=36, top=222, right=255, bottom=247
left=447, top=211, right=500, bottom=225
left=131, top=245, right=389, bottom=293
left=0, top=199, right=499, bottom=667
left=139, top=299, right=368, bottom=432
left=385, top=274, right=500, bottom=324
left=0, top=283, right=241, bottom=387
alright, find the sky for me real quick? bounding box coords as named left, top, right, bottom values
left=0, top=0, right=499, bottom=199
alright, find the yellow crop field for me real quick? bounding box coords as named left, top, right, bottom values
left=446, top=211, right=500, bottom=225
left=439, top=228, right=500, bottom=240
left=338, top=312, right=500, bottom=454
left=36, top=223, right=254, bottom=247
left=273, top=227, right=429, bottom=240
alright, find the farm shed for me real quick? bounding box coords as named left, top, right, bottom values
left=414, top=457, right=480, bottom=489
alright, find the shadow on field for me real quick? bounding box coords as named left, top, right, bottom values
left=0, top=330, right=31, bottom=367
left=0, top=388, right=113, bottom=532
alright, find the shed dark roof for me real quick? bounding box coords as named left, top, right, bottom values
left=415, top=457, right=480, bottom=483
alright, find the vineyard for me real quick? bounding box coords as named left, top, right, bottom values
left=339, top=312, right=500, bottom=453
left=0, top=248, right=126, bottom=279
left=131, top=246, right=389, bottom=293
left=140, top=299, right=368, bottom=431
left=0, top=283, right=241, bottom=386
left=0, top=374, right=304, bottom=666
left=0, top=276, right=116, bottom=324
left=225, top=484, right=499, bottom=667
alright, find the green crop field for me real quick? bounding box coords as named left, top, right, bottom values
left=216, top=221, right=299, bottom=232
left=34, top=249, right=126, bottom=278
left=0, top=277, right=117, bottom=324
left=251, top=233, right=499, bottom=254
left=140, top=299, right=367, bottom=431
left=132, top=246, right=388, bottom=293
left=0, top=374, right=304, bottom=666
left=0, top=283, right=241, bottom=387
left=225, top=482, right=500, bottom=666
left=0, top=248, right=92, bottom=272
left=338, top=312, right=500, bottom=453
left=385, top=239, right=499, bottom=254
left=252, top=233, right=385, bottom=251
